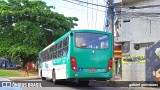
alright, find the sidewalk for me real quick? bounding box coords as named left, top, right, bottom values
left=115, top=74, right=122, bottom=81
left=5, top=76, right=41, bottom=81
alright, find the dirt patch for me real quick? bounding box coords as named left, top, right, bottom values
left=18, top=69, right=38, bottom=76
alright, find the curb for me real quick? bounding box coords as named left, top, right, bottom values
left=5, top=76, right=41, bottom=81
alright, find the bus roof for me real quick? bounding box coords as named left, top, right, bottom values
left=39, top=29, right=111, bottom=53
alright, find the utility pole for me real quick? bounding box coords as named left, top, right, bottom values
left=107, top=0, right=115, bottom=83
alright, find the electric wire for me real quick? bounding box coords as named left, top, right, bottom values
left=91, top=0, right=93, bottom=29
left=94, top=0, right=98, bottom=29
left=72, top=0, right=106, bottom=7
left=87, top=0, right=89, bottom=28
left=64, top=0, right=160, bottom=9
left=62, top=0, right=105, bottom=12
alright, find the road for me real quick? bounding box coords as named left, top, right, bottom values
left=22, top=79, right=151, bottom=90
left=0, top=78, right=159, bottom=90
left=0, top=77, right=21, bottom=90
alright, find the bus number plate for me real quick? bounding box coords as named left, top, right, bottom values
left=89, top=68, right=96, bottom=72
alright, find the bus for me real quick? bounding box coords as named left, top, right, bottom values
left=38, top=29, right=113, bottom=85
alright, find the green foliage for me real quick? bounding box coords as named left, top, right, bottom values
left=0, top=0, right=78, bottom=63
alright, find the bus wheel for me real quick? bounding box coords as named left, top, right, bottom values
left=42, top=77, right=46, bottom=80
left=78, top=81, right=89, bottom=86
left=41, top=70, right=46, bottom=80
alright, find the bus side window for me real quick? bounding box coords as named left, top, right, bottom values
left=63, top=47, right=68, bottom=56
left=60, top=41, right=63, bottom=57
left=58, top=50, right=61, bottom=57
left=62, top=37, right=68, bottom=56
left=54, top=51, right=56, bottom=59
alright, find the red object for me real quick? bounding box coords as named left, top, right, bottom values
left=114, top=44, right=122, bottom=58
left=107, top=58, right=112, bottom=72
left=70, top=57, right=78, bottom=72
left=30, top=63, right=33, bottom=69
left=25, top=65, right=29, bottom=71
left=114, top=45, right=121, bottom=50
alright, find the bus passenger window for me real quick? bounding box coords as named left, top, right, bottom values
left=63, top=47, right=68, bottom=56
left=63, top=49, right=66, bottom=56
left=62, top=37, right=68, bottom=56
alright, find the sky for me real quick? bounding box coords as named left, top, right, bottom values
left=42, top=0, right=107, bottom=31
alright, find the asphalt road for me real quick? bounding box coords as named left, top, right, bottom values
left=0, top=78, right=158, bottom=90
left=22, top=79, right=148, bottom=90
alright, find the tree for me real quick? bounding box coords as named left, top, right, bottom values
left=0, top=0, right=78, bottom=67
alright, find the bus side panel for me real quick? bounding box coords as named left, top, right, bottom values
left=39, top=60, right=53, bottom=78
left=53, top=57, right=68, bottom=80
left=52, top=37, right=70, bottom=80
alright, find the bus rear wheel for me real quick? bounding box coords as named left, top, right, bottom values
left=78, top=81, right=89, bottom=86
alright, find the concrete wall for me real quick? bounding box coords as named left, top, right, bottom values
left=122, top=0, right=156, bottom=6
left=116, top=0, right=160, bottom=56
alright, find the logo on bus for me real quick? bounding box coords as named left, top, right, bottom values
left=78, top=67, right=83, bottom=72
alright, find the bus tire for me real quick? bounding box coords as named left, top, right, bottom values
left=78, top=81, right=89, bottom=86
left=42, top=77, right=46, bottom=80
left=41, top=70, right=46, bottom=80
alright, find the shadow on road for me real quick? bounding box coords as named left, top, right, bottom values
left=46, top=80, right=109, bottom=89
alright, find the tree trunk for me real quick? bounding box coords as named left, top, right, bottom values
left=22, top=58, right=28, bottom=69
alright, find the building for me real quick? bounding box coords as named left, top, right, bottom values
left=105, top=0, right=160, bottom=80
left=116, top=0, right=160, bottom=56
left=118, top=0, right=160, bottom=81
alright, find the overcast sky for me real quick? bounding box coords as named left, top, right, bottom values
left=43, top=0, right=107, bottom=31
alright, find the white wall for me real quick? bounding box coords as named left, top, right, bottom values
left=116, top=0, right=160, bottom=56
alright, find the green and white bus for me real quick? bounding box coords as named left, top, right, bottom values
left=38, top=29, right=113, bottom=85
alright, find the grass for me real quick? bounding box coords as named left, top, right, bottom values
left=0, top=69, right=21, bottom=77
left=0, top=69, right=38, bottom=77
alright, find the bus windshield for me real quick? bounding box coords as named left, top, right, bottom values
left=75, top=33, right=109, bottom=49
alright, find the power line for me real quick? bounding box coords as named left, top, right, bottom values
left=70, top=0, right=131, bottom=9
left=62, top=0, right=105, bottom=12
left=87, top=0, right=89, bottom=28
left=94, top=0, right=98, bottom=29
left=63, top=0, right=160, bottom=10
left=72, top=0, right=106, bottom=7
left=55, top=5, right=87, bottom=13
left=91, top=0, right=93, bottom=29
